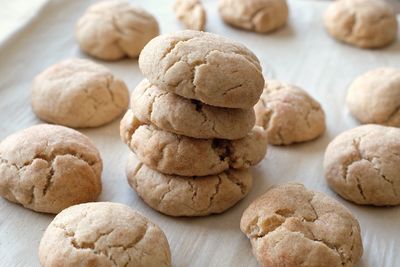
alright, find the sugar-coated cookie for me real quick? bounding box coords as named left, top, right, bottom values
left=254, top=80, right=325, bottom=145
left=126, top=153, right=252, bottom=217
left=324, top=124, right=400, bottom=206
left=76, top=0, right=159, bottom=60
left=240, top=182, right=363, bottom=267
left=32, top=58, right=129, bottom=128
left=0, top=124, right=102, bottom=214
left=347, top=68, right=400, bottom=126
left=139, top=30, right=264, bottom=108
left=131, top=79, right=255, bottom=139
left=324, top=0, right=398, bottom=48
left=120, top=110, right=267, bottom=176
left=173, top=0, right=206, bottom=31
left=39, top=202, right=171, bottom=267
left=219, top=0, right=288, bottom=33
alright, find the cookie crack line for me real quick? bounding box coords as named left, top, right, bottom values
left=163, top=47, right=261, bottom=98
left=53, top=221, right=150, bottom=266
left=341, top=135, right=398, bottom=198
left=0, top=150, right=99, bottom=203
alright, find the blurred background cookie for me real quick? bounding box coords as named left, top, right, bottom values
left=173, top=0, right=206, bottom=31
left=76, top=0, right=159, bottom=60
left=324, top=0, right=398, bottom=48
left=218, top=0, right=288, bottom=33
left=31, top=58, right=129, bottom=128
left=347, top=68, right=400, bottom=126
left=0, top=124, right=102, bottom=214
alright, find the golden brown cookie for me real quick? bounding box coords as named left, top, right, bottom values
left=120, top=110, right=268, bottom=176
left=139, top=30, right=264, bottom=108
left=126, top=153, right=252, bottom=217
left=324, top=124, right=400, bottom=206
left=254, top=80, right=326, bottom=145
left=39, top=202, right=171, bottom=267
left=130, top=79, right=255, bottom=139
left=241, top=182, right=363, bottom=267
left=32, top=58, right=129, bottom=128
left=0, top=124, right=102, bottom=214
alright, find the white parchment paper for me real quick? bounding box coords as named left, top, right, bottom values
left=0, top=0, right=399, bottom=266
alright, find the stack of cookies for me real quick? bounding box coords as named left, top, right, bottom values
left=120, top=30, right=267, bottom=217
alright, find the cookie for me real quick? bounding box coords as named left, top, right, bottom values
left=346, top=68, right=400, bottom=127
left=120, top=110, right=268, bottom=176
left=126, top=153, right=252, bottom=217
left=39, top=202, right=171, bottom=267
left=0, top=124, right=102, bottom=214
left=76, top=0, right=159, bottom=60
left=131, top=79, right=255, bottom=139
left=240, top=182, right=363, bottom=267
left=254, top=80, right=326, bottom=145
left=32, top=58, right=129, bottom=128
left=324, top=0, right=398, bottom=48
left=173, top=0, right=206, bottom=31
left=324, top=124, right=400, bottom=206
left=219, top=0, right=288, bottom=33
left=139, top=30, right=264, bottom=108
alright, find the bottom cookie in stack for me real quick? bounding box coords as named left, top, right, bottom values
left=126, top=153, right=253, bottom=217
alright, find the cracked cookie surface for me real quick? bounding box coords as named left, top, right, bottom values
left=76, top=0, right=159, bottom=60
left=139, top=30, right=264, bottom=108
left=324, top=124, right=400, bottom=206
left=0, top=124, right=102, bottom=214
left=126, top=153, right=252, bottom=217
left=131, top=79, right=255, bottom=139
left=39, top=202, right=171, bottom=267
left=32, top=58, right=129, bottom=128
left=347, top=68, right=400, bottom=127
left=240, top=182, right=363, bottom=267
left=218, top=0, right=288, bottom=33
left=324, top=0, right=398, bottom=48
left=173, top=0, right=206, bottom=31
left=120, top=110, right=267, bottom=176
left=254, top=80, right=325, bottom=145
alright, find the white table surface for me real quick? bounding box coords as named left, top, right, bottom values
left=0, top=0, right=399, bottom=266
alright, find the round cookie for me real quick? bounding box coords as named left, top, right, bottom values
left=254, top=80, right=326, bottom=145
left=131, top=79, right=256, bottom=140
left=324, top=0, right=398, bottom=48
left=76, top=0, right=159, bottom=60
left=218, top=0, right=289, bottom=33
left=0, top=124, right=102, bottom=214
left=39, top=202, right=171, bottom=267
left=139, top=30, right=264, bottom=108
left=324, top=124, right=400, bottom=206
left=126, top=153, right=252, bottom=217
left=173, top=0, right=206, bottom=31
left=240, top=182, right=363, bottom=267
left=32, top=58, right=129, bottom=128
left=346, top=68, right=400, bottom=127
left=120, top=110, right=268, bottom=176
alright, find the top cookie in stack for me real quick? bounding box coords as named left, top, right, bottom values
left=139, top=30, right=264, bottom=109
left=122, top=30, right=267, bottom=217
